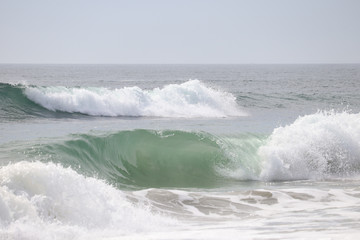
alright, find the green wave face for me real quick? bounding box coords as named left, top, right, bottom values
left=0, top=83, right=40, bottom=121
left=0, top=83, right=85, bottom=121
left=38, top=130, right=249, bottom=188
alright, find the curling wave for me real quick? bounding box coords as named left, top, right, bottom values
left=4, top=112, right=360, bottom=189
left=36, top=130, right=241, bottom=188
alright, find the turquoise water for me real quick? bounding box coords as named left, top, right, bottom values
left=1, top=64, right=360, bottom=239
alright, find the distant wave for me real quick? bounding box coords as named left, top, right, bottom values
left=21, top=80, right=246, bottom=118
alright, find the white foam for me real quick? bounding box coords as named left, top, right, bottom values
left=0, top=161, right=171, bottom=239
left=130, top=186, right=360, bottom=240
left=1, top=161, right=360, bottom=239
left=24, top=80, right=246, bottom=118
left=259, top=111, right=360, bottom=181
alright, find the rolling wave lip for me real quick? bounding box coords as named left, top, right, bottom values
left=22, top=80, right=246, bottom=118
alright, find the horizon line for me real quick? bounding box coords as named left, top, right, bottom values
left=0, top=62, right=360, bottom=65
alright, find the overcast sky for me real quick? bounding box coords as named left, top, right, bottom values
left=0, top=0, right=359, bottom=64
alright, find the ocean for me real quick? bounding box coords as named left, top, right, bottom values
left=1, top=64, right=360, bottom=239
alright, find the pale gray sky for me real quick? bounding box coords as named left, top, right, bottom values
left=0, top=0, right=359, bottom=64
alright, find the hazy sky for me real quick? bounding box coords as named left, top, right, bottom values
left=0, top=0, right=359, bottom=64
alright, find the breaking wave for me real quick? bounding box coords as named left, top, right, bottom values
left=259, top=111, right=360, bottom=180
left=22, top=80, right=245, bottom=118
left=17, top=111, right=360, bottom=189
left=1, top=111, right=360, bottom=238
left=0, top=161, right=171, bottom=239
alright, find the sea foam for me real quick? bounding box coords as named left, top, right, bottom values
left=0, top=161, right=170, bottom=239
left=24, top=80, right=245, bottom=118
left=259, top=111, right=360, bottom=180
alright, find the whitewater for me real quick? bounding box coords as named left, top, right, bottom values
left=23, top=80, right=245, bottom=118
left=1, top=64, right=360, bottom=239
